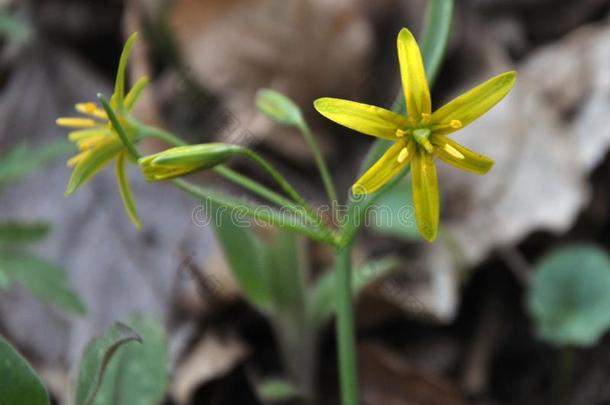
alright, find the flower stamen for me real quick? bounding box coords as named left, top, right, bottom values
left=395, top=129, right=407, bottom=138
left=76, top=102, right=108, bottom=120
left=420, top=113, right=432, bottom=125
left=397, top=147, right=409, bottom=163
left=444, top=144, right=465, bottom=159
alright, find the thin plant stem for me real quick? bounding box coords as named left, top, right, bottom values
left=240, top=149, right=334, bottom=240
left=553, top=346, right=575, bottom=405
left=298, top=122, right=339, bottom=217
left=335, top=246, right=358, bottom=405
left=171, top=178, right=337, bottom=245
left=98, top=94, right=141, bottom=160
left=136, top=124, right=318, bottom=226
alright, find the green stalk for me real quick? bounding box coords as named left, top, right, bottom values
left=98, top=94, right=141, bottom=160
left=297, top=122, right=339, bottom=216
left=240, top=149, right=334, bottom=240
left=335, top=246, right=358, bottom=405
left=172, top=178, right=337, bottom=245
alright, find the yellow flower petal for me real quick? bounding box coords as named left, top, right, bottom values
left=56, top=118, right=98, bottom=128
left=397, top=28, right=431, bottom=120
left=314, top=98, right=408, bottom=140
left=68, top=129, right=110, bottom=142
left=411, top=149, right=439, bottom=242
left=431, top=71, right=517, bottom=136
left=431, top=135, right=494, bottom=175
left=352, top=140, right=412, bottom=194
left=116, top=152, right=142, bottom=229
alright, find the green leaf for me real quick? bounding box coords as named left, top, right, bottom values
left=256, top=378, right=299, bottom=403
left=256, top=89, right=304, bottom=127
left=308, top=257, right=398, bottom=329
left=0, top=336, right=50, bottom=405
left=210, top=203, right=270, bottom=309
left=0, top=270, right=9, bottom=289
left=74, top=323, right=142, bottom=405
left=0, top=222, right=50, bottom=245
left=527, top=245, right=610, bottom=347
left=0, top=10, right=32, bottom=43
left=266, top=230, right=307, bottom=316
left=90, top=315, right=168, bottom=405
left=0, top=252, right=87, bottom=315
left=265, top=231, right=313, bottom=391
left=368, top=178, right=419, bottom=240
left=0, top=140, right=72, bottom=186
left=420, top=0, right=455, bottom=88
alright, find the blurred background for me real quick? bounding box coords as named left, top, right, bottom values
left=2, top=0, right=610, bottom=404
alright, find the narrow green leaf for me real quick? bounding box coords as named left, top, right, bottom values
left=0, top=336, right=50, bottom=405
left=256, top=378, right=299, bottom=403
left=265, top=231, right=314, bottom=391
left=0, top=222, right=50, bottom=245
left=90, top=315, right=168, bottom=405
left=74, top=323, right=142, bottom=405
left=210, top=203, right=270, bottom=309
left=0, top=252, right=87, bottom=315
left=0, top=140, right=72, bottom=186
left=420, top=0, right=455, bottom=87
left=308, top=257, right=398, bottom=329
left=0, top=270, right=9, bottom=289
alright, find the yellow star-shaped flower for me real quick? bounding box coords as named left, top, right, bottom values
left=314, top=28, right=516, bottom=242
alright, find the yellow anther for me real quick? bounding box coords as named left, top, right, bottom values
left=397, top=147, right=409, bottom=163
left=450, top=119, right=462, bottom=129
left=421, top=113, right=432, bottom=125
left=76, top=102, right=98, bottom=114
left=76, top=102, right=107, bottom=119
left=395, top=129, right=406, bottom=138
left=444, top=144, right=465, bottom=159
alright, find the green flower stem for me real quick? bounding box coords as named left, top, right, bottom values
left=554, top=346, right=575, bottom=405
left=239, top=149, right=334, bottom=240
left=335, top=245, right=358, bottom=405
left=172, top=178, right=337, bottom=245
left=213, top=166, right=312, bottom=222
left=137, top=124, right=325, bottom=229
left=297, top=122, right=338, bottom=216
